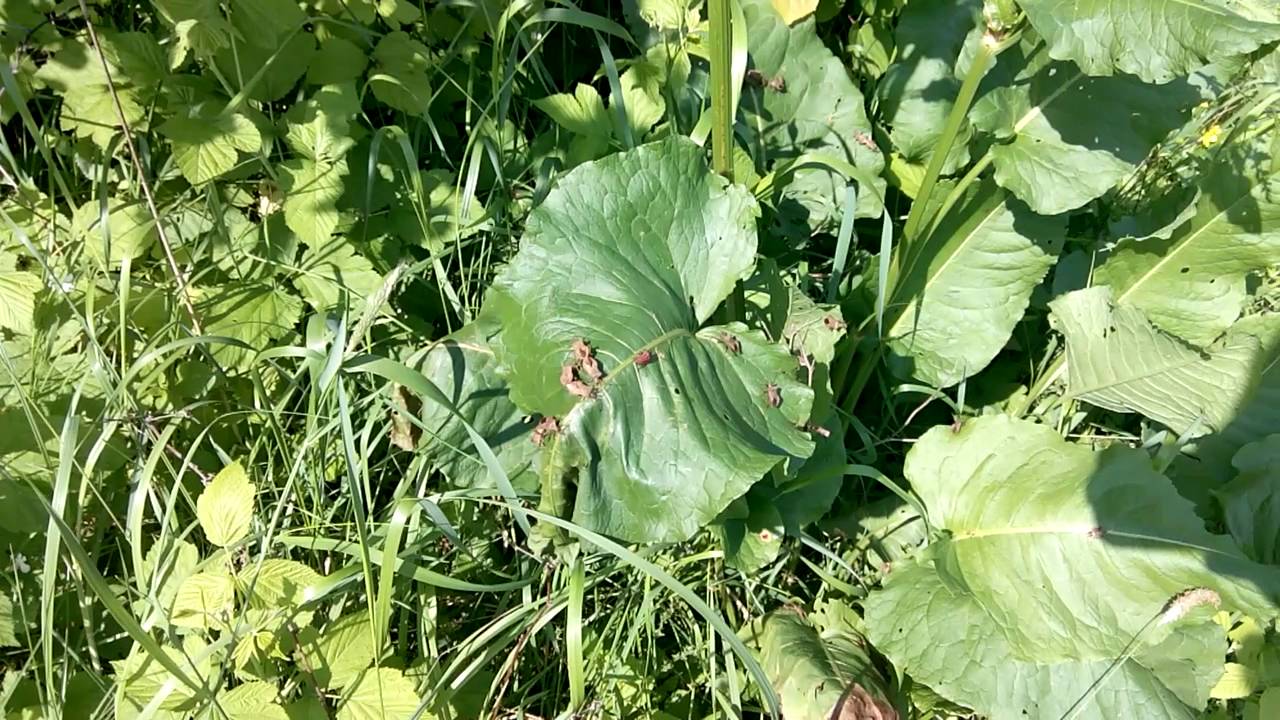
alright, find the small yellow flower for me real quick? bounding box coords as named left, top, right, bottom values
left=1199, top=124, right=1224, bottom=148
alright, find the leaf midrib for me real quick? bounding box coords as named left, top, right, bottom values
left=951, top=525, right=1242, bottom=561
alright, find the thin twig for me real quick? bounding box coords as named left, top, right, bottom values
left=76, top=2, right=202, bottom=333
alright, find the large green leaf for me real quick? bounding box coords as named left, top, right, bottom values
left=886, top=180, right=1063, bottom=387
left=0, top=270, right=40, bottom=334
left=192, top=282, right=303, bottom=371
left=753, top=605, right=895, bottom=720
left=161, top=110, right=261, bottom=185
left=293, top=236, right=383, bottom=312
left=1095, top=141, right=1280, bottom=346
left=1050, top=287, right=1269, bottom=438
left=213, top=31, right=315, bottom=103
left=876, top=0, right=981, bottom=175
left=971, top=64, right=1196, bottom=214
left=867, top=558, right=1224, bottom=719
left=485, top=138, right=814, bottom=542
left=412, top=320, right=539, bottom=493
left=865, top=415, right=1280, bottom=718
left=738, top=0, right=884, bottom=229
left=280, top=157, right=347, bottom=246
left=1018, top=0, right=1280, bottom=83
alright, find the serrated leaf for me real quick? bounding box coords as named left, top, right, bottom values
left=170, top=571, right=235, bottom=628
left=1094, top=139, right=1280, bottom=346
left=886, top=181, right=1063, bottom=387
left=192, top=282, right=303, bottom=371
left=113, top=638, right=210, bottom=712
left=196, top=460, right=254, bottom=547
left=308, top=36, right=369, bottom=85
left=1019, top=0, right=1280, bottom=84
left=1050, top=287, right=1267, bottom=437
left=739, top=0, right=885, bottom=229
left=971, top=65, right=1196, bottom=214
left=72, top=200, right=157, bottom=267
left=297, top=613, right=377, bottom=689
left=413, top=319, right=539, bottom=491
left=280, top=157, right=347, bottom=246
left=241, top=559, right=321, bottom=610
left=0, top=593, right=19, bottom=647
left=754, top=606, right=894, bottom=720
left=864, top=414, right=1280, bottom=718
left=369, top=31, right=432, bottom=114
left=161, top=111, right=261, bottom=185
left=486, top=138, right=814, bottom=542
left=218, top=681, right=289, bottom=719
left=0, top=271, right=40, bottom=334
left=35, top=37, right=150, bottom=146
left=284, top=83, right=361, bottom=163
left=292, top=236, right=382, bottom=311
left=1211, top=662, right=1258, bottom=700
left=336, top=668, right=421, bottom=720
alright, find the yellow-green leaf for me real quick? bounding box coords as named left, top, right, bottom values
left=771, top=0, right=817, bottom=24
left=196, top=461, right=255, bottom=547
left=336, top=668, right=422, bottom=720
left=297, top=612, right=377, bottom=689
left=170, top=571, right=235, bottom=629
left=1211, top=662, right=1258, bottom=699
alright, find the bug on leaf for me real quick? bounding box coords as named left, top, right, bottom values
left=717, top=332, right=742, bottom=354
left=531, top=416, right=560, bottom=446
left=635, top=349, right=655, bottom=367
left=764, top=383, right=782, bottom=408
left=853, top=132, right=877, bottom=151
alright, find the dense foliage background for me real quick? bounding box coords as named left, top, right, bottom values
left=3, top=0, right=1280, bottom=718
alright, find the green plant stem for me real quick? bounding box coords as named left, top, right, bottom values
left=708, top=0, right=734, bottom=180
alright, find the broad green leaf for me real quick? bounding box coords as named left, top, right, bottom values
left=336, top=668, right=421, bottom=720
left=293, top=236, right=382, bottom=312
left=369, top=31, right=432, bottom=115
left=112, top=638, right=210, bottom=712
left=413, top=319, right=539, bottom=492
left=308, top=36, right=369, bottom=86
left=971, top=64, right=1196, bottom=214
left=619, top=60, right=667, bottom=139
left=161, top=111, right=261, bottom=185
left=192, top=282, right=303, bottom=371
left=886, top=181, right=1063, bottom=387
left=35, top=37, right=150, bottom=146
left=170, top=571, right=235, bottom=628
left=241, top=559, right=321, bottom=611
left=72, top=200, right=157, bottom=267
left=1018, top=0, right=1280, bottom=83
left=214, top=31, right=315, bottom=102
left=636, top=0, right=698, bottom=30
left=0, top=271, right=40, bottom=334
left=1050, top=287, right=1271, bottom=438
left=141, top=541, right=199, bottom=627
left=867, top=557, right=1225, bottom=719
left=280, top=157, right=347, bottom=246
left=486, top=138, right=814, bottom=542
left=0, top=593, right=18, bottom=647
left=297, top=612, right=377, bottom=689
left=863, top=415, right=1280, bottom=717
left=876, top=0, right=980, bottom=174
left=388, top=170, right=486, bottom=252
left=228, top=0, right=305, bottom=48
left=721, top=485, right=785, bottom=572
left=284, top=83, right=361, bottom=163
left=1215, top=436, right=1280, bottom=563
left=218, top=681, right=289, bottom=720
left=533, top=84, right=612, bottom=139
left=196, top=460, right=254, bottom=547
left=754, top=606, right=894, bottom=720
left=868, top=415, right=1280, bottom=667
left=1094, top=141, right=1280, bottom=346
left=739, top=0, right=885, bottom=228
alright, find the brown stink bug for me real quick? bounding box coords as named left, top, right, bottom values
left=717, top=332, right=742, bottom=354
left=531, top=416, right=560, bottom=446
left=764, top=383, right=782, bottom=408
left=635, top=349, right=655, bottom=367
